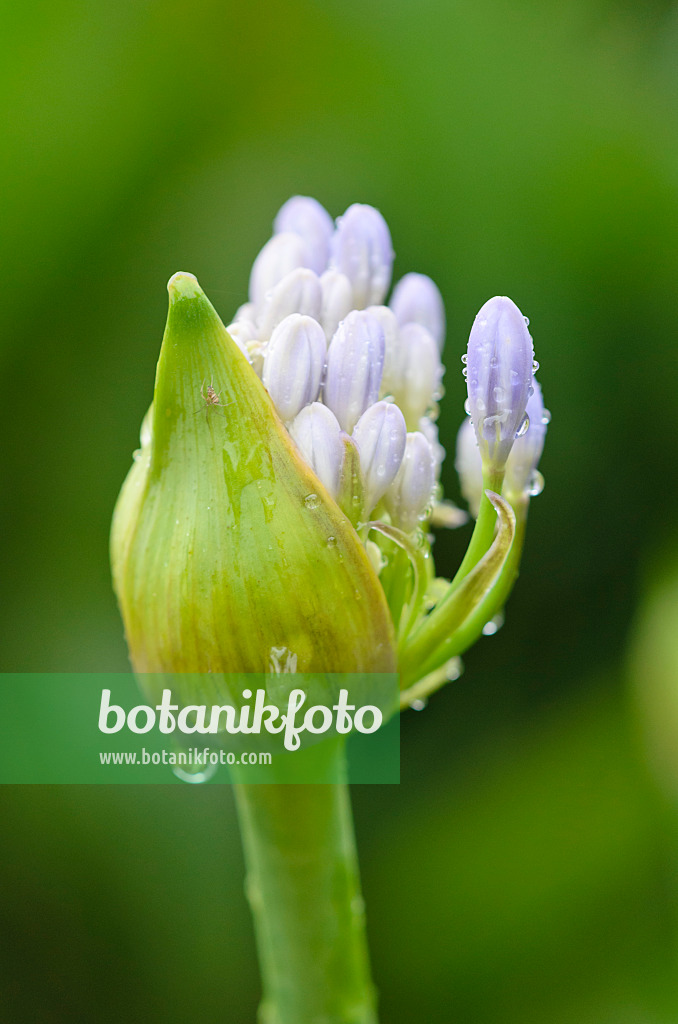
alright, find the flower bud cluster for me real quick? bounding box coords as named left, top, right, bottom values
left=228, top=196, right=447, bottom=533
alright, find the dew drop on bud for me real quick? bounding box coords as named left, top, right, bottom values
left=461, top=353, right=468, bottom=364
left=515, top=413, right=530, bottom=438
left=541, top=408, right=552, bottom=425
left=532, top=359, right=540, bottom=373
left=528, top=470, right=545, bottom=497
left=464, top=398, right=472, bottom=415
left=523, top=316, right=530, bottom=326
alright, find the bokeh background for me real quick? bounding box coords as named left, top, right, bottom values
left=2, top=0, right=678, bottom=1020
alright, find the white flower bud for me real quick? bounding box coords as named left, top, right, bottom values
left=418, top=416, right=446, bottom=477
left=352, top=400, right=407, bottom=515
left=384, top=431, right=436, bottom=532
left=262, top=314, right=326, bottom=422
left=390, top=273, right=446, bottom=351
left=258, top=267, right=322, bottom=340
left=319, top=270, right=353, bottom=341
left=274, top=196, right=334, bottom=275
left=288, top=402, right=344, bottom=499
left=455, top=417, right=483, bottom=518
left=390, top=322, right=444, bottom=428
left=249, top=232, right=310, bottom=309
left=329, top=204, right=394, bottom=308
left=324, top=310, right=385, bottom=433
left=226, top=319, right=257, bottom=359
left=233, top=301, right=258, bottom=324
left=365, top=305, right=402, bottom=397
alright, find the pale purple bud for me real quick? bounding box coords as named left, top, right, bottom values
left=226, top=318, right=257, bottom=359
left=466, top=296, right=534, bottom=471
left=249, top=232, right=310, bottom=308
left=455, top=417, right=483, bottom=518
left=418, top=416, right=446, bottom=477
left=352, top=401, right=407, bottom=515
left=365, top=305, right=401, bottom=396
left=319, top=270, right=353, bottom=341
left=329, top=204, right=394, bottom=308
left=390, top=273, right=446, bottom=351
left=258, top=267, right=322, bottom=339
left=504, top=378, right=548, bottom=499
left=274, top=196, right=334, bottom=275
left=393, top=323, right=444, bottom=429
left=262, top=314, right=326, bottom=422
left=234, top=301, right=258, bottom=323
left=384, top=431, right=436, bottom=532
left=288, top=402, right=344, bottom=499
left=324, top=310, right=385, bottom=432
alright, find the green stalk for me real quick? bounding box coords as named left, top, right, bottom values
left=232, top=738, right=378, bottom=1024
left=449, top=467, right=504, bottom=589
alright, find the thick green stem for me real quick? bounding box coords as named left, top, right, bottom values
left=232, top=739, right=378, bottom=1024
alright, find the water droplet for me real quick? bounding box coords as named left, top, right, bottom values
left=527, top=385, right=534, bottom=398
left=528, top=470, right=544, bottom=497
left=490, top=355, right=498, bottom=368
left=461, top=353, right=468, bottom=364
left=532, top=359, right=540, bottom=373
left=410, top=698, right=427, bottom=711
left=327, top=536, right=337, bottom=548
left=492, top=385, right=505, bottom=403
left=515, top=413, right=530, bottom=438
left=462, top=367, right=468, bottom=378
left=523, top=315, right=530, bottom=326
left=445, top=657, right=463, bottom=681
left=173, top=760, right=218, bottom=785
left=304, top=493, right=321, bottom=510
left=541, top=408, right=551, bottom=425
left=482, top=612, right=505, bottom=636
left=463, top=398, right=472, bottom=416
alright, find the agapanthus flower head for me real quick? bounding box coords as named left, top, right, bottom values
left=465, top=295, right=534, bottom=473
left=112, top=197, right=546, bottom=708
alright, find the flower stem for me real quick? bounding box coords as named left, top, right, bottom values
left=232, top=738, right=378, bottom=1024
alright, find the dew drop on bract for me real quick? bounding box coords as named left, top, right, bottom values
left=304, top=493, right=321, bottom=509
left=528, top=470, right=545, bottom=497
left=327, top=535, right=337, bottom=548
left=482, top=611, right=505, bottom=636
left=445, top=656, right=463, bottom=681
left=515, top=413, right=530, bottom=438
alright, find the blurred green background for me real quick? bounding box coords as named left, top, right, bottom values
left=2, top=0, right=678, bottom=1019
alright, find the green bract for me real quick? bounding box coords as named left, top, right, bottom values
left=111, top=273, right=397, bottom=675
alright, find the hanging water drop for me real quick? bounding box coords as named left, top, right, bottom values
left=410, top=698, right=428, bottom=711
left=532, top=359, right=540, bottom=373
left=481, top=611, right=505, bottom=636
left=528, top=470, right=545, bottom=497
left=541, top=408, right=551, bottom=425
left=464, top=398, right=472, bottom=416
left=515, top=413, right=530, bottom=438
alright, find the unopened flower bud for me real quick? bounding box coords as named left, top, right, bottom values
left=274, top=196, right=334, bottom=275
left=455, top=417, right=483, bottom=518
left=390, top=322, right=443, bottom=429
left=365, top=305, right=401, bottom=397
left=418, top=416, right=445, bottom=477
left=249, top=232, right=310, bottom=308
left=504, top=378, right=548, bottom=502
left=289, top=402, right=344, bottom=499
left=226, top=319, right=257, bottom=358
left=324, top=310, right=385, bottom=432
left=329, top=204, right=394, bottom=308
left=258, top=267, right=322, bottom=339
left=111, top=273, right=396, bottom=674
left=352, top=401, right=407, bottom=515
left=390, top=272, right=446, bottom=351
left=466, top=296, right=534, bottom=472
left=384, top=431, right=436, bottom=532
left=319, top=270, right=353, bottom=341
left=262, top=314, right=326, bottom=422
